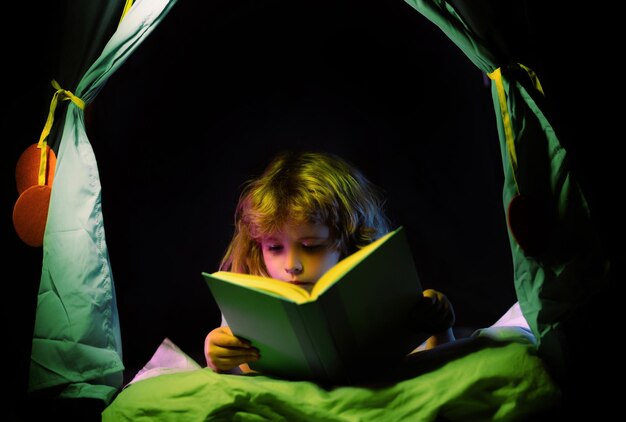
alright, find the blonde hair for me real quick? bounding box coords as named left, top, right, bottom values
left=220, top=151, right=392, bottom=275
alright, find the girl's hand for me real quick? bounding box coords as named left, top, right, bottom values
left=410, top=288, right=456, bottom=350
left=204, top=326, right=260, bottom=373
left=421, top=289, right=455, bottom=334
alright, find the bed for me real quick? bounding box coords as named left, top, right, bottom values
left=102, top=305, right=561, bottom=421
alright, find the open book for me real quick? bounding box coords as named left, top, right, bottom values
left=203, top=226, right=428, bottom=384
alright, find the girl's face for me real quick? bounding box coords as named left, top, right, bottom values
left=260, top=222, right=341, bottom=293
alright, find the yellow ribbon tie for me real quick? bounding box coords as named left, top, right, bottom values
left=518, top=63, right=544, bottom=96
left=37, top=79, right=85, bottom=186
left=118, top=0, right=135, bottom=26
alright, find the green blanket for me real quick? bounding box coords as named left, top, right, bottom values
left=102, top=337, right=560, bottom=421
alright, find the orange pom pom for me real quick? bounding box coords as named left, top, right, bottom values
left=507, top=194, right=552, bottom=257
left=13, top=185, right=52, bottom=247
left=15, top=143, right=56, bottom=194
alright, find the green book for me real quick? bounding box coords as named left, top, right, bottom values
left=203, top=226, right=427, bottom=384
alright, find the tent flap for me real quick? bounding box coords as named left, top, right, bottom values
left=405, top=0, right=612, bottom=384
left=29, top=0, right=179, bottom=403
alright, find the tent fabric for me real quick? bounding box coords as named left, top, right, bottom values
left=45, top=0, right=131, bottom=155
left=404, top=0, right=611, bottom=379
left=29, top=0, right=179, bottom=404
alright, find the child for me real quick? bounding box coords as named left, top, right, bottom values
left=205, top=150, right=456, bottom=374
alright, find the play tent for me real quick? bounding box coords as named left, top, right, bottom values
left=12, top=0, right=615, bottom=419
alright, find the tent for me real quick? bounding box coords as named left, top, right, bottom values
left=6, top=0, right=618, bottom=418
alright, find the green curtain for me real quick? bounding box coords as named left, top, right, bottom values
left=404, top=0, right=611, bottom=379
left=29, top=0, right=179, bottom=404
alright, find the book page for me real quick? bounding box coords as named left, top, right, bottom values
left=208, top=227, right=399, bottom=303
left=209, top=271, right=311, bottom=303
left=310, top=229, right=396, bottom=299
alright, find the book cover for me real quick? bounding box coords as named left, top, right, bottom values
left=203, top=226, right=428, bottom=384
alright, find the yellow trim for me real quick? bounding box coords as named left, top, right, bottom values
left=37, top=80, right=85, bottom=186
left=487, top=67, right=518, bottom=190
left=118, top=0, right=134, bottom=26
left=487, top=63, right=545, bottom=194
left=518, top=63, right=544, bottom=96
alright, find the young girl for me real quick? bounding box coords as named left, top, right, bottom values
left=205, top=150, right=455, bottom=374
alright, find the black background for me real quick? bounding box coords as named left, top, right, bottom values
left=90, top=0, right=511, bottom=371
left=4, top=0, right=620, bottom=414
